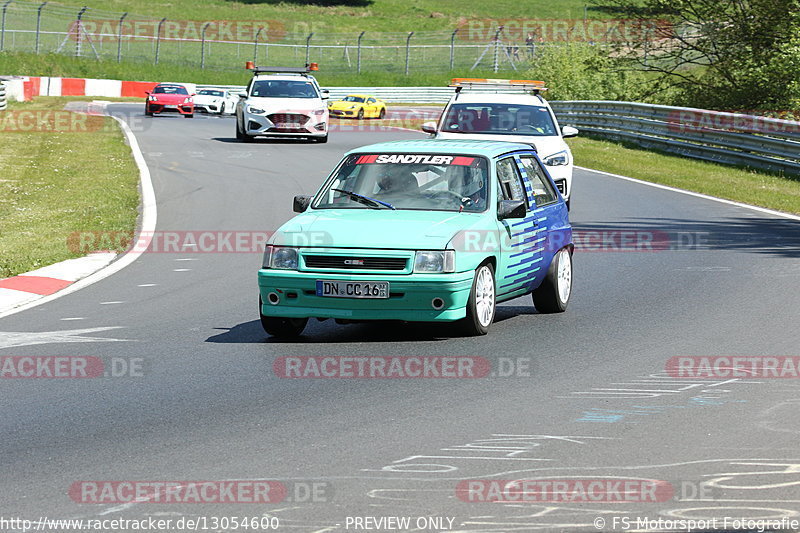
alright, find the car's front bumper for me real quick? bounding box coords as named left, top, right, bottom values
left=244, top=112, right=328, bottom=137
left=258, top=269, right=475, bottom=321
left=147, top=103, right=194, bottom=115
left=329, top=109, right=357, bottom=117
left=544, top=164, right=573, bottom=199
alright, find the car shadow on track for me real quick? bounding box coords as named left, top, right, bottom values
left=211, top=137, right=322, bottom=144
left=206, top=307, right=536, bottom=344
left=572, top=216, right=800, bottom=258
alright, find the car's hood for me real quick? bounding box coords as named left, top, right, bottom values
left=194, top=95, right=222, bottom=104
left=246, top=97, right=324, bottom=114
left=434, top=132, right=567, bottom=158
left=272, top=209, right=486, bottom=250
left=328, top=101, right=361, bottom=110
left=150, top=94, right=190, bottom=104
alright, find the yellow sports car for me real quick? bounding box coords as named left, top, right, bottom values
left=327, top=94, right=387, bottom=119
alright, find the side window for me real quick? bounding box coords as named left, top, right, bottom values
left=496, top=157, right=527, bottom=206
left=368, top=98, right=376, bottom=104
left=520, top=156, right=557, bottom=206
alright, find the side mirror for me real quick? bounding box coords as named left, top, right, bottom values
left=421, top=121, right=437, bottom=134
left=562, top=125, right=579, bottom=138
left=238, top=92, right=247, bottom=98
left=497, top=200, right=527, bottom=220
left=293, top=195, right=313, bottom=213
left=321, top=89, right=330, bottom=100
left=144, top=91, right=150, bottom=95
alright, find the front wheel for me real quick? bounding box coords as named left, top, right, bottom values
left=378, top=108, right=386, bottom=119
left=532, top=247, right=572, bottom=313
left=460, top=263, right=496, bottom=336
left=184, top=113, right=194, bottom=119
left=357, top=108, right=364, bottom=120
left=145, top=105, right=153, bottom=116
left=260, top=297, right=308, bottom=338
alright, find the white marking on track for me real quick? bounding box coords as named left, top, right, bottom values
left=173, top=268, right=191, bottom=272
left=137, top=283, right=157, bottom=287
left=60, top=317, right=86, bottom=321
left=99, top=301, right=123, bottom=305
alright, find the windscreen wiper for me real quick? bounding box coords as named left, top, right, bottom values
left=331, top=189, right=395, bottom=210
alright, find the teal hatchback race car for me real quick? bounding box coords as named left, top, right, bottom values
left=258, top=139, right=573, bottom=337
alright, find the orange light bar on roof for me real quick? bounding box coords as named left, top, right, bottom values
left=308, top=62, right=319, bottom=71
left=449, top=78, right=547, bottom=89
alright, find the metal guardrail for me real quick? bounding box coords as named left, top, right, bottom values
left=0, top=82, right=7, bottom=110
left=550, top=101, right=800, bottom=175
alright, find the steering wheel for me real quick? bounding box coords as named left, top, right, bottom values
left=423, top=190, right=469, bottom=206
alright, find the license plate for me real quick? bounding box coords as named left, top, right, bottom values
left=275, top=122, right=302, bottom=129
left=316, top=280, right=389, bottom=299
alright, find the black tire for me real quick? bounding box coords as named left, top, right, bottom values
left=378, top=108, right=386, bottom=119
left=236, top=119, right=254, bottom=142
left=184, top=114, right=194, bottom=119
left=566, top=198, right=571, bottom=211
left=145, top=105, right=153, bottom=117
left=259, top=297, right=308, bottom=338
left=357, top=108, right=364, bottom=120
left=532, top=247, right=572, bottom=313
left=460, top=263, right=496, bottom=336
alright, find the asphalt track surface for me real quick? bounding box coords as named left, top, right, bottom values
left=2, top=104, right=800, bottom=531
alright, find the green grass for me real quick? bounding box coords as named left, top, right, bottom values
left=35, top=0, right=601, bottom=33
left=0, top=51, right=503, bottom=86
left=0, top=96, right=140, bottom=278
left=568, top=136, right=800, bottom=215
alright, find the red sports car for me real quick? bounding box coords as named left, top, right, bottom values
left=145, top=84, right=194, bottom=117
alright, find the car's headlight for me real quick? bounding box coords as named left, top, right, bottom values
left=248, top=105, right=266, bottom=114
left=262, top=246, right=298, bottom=270
left=414, top=250, right=455, bottom=273
left=183, top=97, right=192, bottom=104
left=312, top=108, right=326, bottom=116
left=148, top=95, right=157, bottom=101
left=544, top=150, right=569, bottom=166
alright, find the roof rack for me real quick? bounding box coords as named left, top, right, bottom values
left=245, top=62, right=319, bottom=74
left=449, top=78, right=548, bottom=95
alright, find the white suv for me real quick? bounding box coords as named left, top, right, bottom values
left=423, top=80, right=578, bottom=209
left=235, top=66, right=329, bottom=143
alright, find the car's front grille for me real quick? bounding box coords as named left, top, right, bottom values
left=554, top=179, right=567, bottom=195
left=268, top=113, right=309, bottom=125
left=304, top=255, right=407, bottom=271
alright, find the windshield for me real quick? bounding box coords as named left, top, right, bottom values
left=313, top=153, right=489, bottom=212
left=198, top=90, right=224, bottom=97
left=250, top=80, right=319, bottom=99
left=343, top=96, right=365, bottom=102
left=441, top=103, right=557, bottom=136
left=154, top=85, right=188, bottom=95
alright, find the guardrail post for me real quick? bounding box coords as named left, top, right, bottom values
left=356, top=30, right=365, bottom=74
left=116, top=12, right=126, bottom=62
left=305, top=32, right=314, bottom=65
left=154, top=17, right=166, bottom=64
left=0, top=0, right=12, bottom=52
left=200, top=21, right=211, bottom=69
left=0, top=82, right=6, bottom=111
left=404, top=31, right=414, bottom=75
left=75, top=6, right=87, bottom=57
left=35, top=1, right=47, bottom=54
left=449, top=28, right=458, bottom=70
